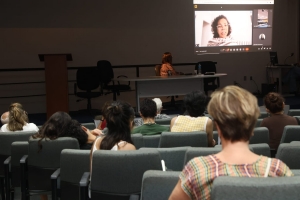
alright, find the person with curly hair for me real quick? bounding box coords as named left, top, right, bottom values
left=207, top=15, right=237, bottom=46
left=160, top=52, right=182, bottom=76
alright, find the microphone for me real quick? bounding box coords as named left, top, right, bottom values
left=284, top=53, right=294, bottom=65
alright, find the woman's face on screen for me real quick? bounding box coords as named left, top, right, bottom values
left=217, top=18, right=229, bottom=38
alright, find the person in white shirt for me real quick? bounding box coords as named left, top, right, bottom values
left=0, top=103, right=39, bottom=132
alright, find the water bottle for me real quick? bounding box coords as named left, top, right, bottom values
left=167, top=70, right=172, bottom=76
left=197, top=63, right=201, bottom=74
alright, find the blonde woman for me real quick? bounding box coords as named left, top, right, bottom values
left=1, top=103, right=39, bottom=132
left=169, top=86, right=293, bottom=200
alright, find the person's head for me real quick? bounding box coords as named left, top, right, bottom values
left=140, top=98, right=157, bottom=119
left=7, top=103, right=29, bottom=131
left=100, top=100, right=135, bottom=149
left=152, top=98, right=163, bottom=114
left=264, top=92, right=285, bottom=114
left=183, top=91, right=209, bottom=117
left=37, top=111, right=72, bottom=140
left=208, top=85, right=260, bottom=143
left=162, top=52, right=172, bottom=65
left=1, top=112, right=9, bottom=124
left=211, top=15, right=232, bottom=38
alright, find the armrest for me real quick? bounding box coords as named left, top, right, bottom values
left=4, top=156, right=12, bottom=200
left=51, top=168, right=61, bottom=180
left=79, top=172, right=90, bottom=200
left=51, top=168, right=61, bottom=200
left=4, top=156, right=11, bottom=165
left=20, top=155, right=28, bottom=164
left=20, top=155, right=28, bottom=195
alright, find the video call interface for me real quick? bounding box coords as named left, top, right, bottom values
left=193, top=0, right=274, bottom=55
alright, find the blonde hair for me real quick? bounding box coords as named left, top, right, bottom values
left=7, top=103, right=28, bottom=131
left=208, top=85, right=260, bottom=142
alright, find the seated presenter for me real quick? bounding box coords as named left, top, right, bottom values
left=169, top=86, right=293, bottom=200
left=160, top=52, right=182, bottom=76
left=207, top=15, right=237, bottom=46
left=132, top=98, right=169, bottom=135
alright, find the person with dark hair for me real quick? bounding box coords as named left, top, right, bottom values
left=91, top=100, right=136, bottom=152
left=260, top=92, right=298, bottom=150
left=160, top=52, right=181, bottom=76
left=132, top=98, right=169, bottom=135
left=207, top=15, right=237, bottom=46
left=32, top=111, right=99, bottom=150
left=169, top=86, right=293, bottom=200
left=170, top=91, right=215, bottom=147
left=1, top=103, right=39, bottom=132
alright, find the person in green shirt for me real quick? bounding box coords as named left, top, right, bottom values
left=132, top=98, right=169, bottom=135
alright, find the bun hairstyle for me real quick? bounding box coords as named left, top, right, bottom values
left=162, top=52, right=173, bottom=65
left=100, top=100, right=135, bottom=150
left=7, top=103, right=28, bottom=131
left=264, top=92, right=285, bottom=114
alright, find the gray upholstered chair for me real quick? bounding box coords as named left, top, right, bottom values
left=183, top=147, right=222, bottom=165
left=155, top=118, right=172, bottom=125
left=211, top=176, right=300, bottom=200
left=139, top=170, right=180, bottom=200
left=159, top=131, right=207, bottom=148
left=276, top=143, right=300, bottom=169
left=20, top=137, right=79, bottom=200
left=213, top=131, right=220, bottom=145
left=258, top=111, right=269, bottom=119
left=81, top=122, right=96, bottom=130
left=51, top=149, right=90, bottom=200
left=5, top=141, right=29, bottom=200
left=0, top=131, right=35, bottom=200
left=130, top=133, right=144, bottom=149
left=255, top=118, right=263, bottom=127
left=288, top=109, right=300, bottom=116
left=143, top=135, right=161, bottom=148
left=249, top=127, right=269, bottom=144
left=249, top=143, right=270, bottom=157
left=280, top=125, right=300, bottom=144
left=140, top=147, right=189, bottom=171
left=80, top=149, right=162, bottom=200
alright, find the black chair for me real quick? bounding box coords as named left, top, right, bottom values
left=195, top=61, right=220, bottom=95
left=74, top=67, right=102, bottom=112
left=97, top=60, right=131, bottom=101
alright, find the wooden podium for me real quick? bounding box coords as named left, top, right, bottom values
left=39, top=54, right=72, bottom=119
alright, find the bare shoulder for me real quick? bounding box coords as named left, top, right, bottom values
left=119, top=142, right=136, bottom=151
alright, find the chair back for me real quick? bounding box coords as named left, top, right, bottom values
left=140, top=170, right=180, bottom=200
left=97, top=60, right=114, bottom=85
left=11, top=141, right=29, bottom=187
left=183, top=147, right=222, bottom=165
left=76, top=67, right=100, bottom=91
left=60, top=149, right=90, bottom=200
left=27, top=137, right=79, bottom=190
left=258, top=111, right=269, bottom=119
left=140, top=147, right=189, bottom=171
left=159, top=131, right=207, bottom=148
left=211, top=176, right=300, bottom=200
left=154, top=65, right=162, bottom=76
left=131, top=133, right=144, bottom=149
left=288, top=109, right=300, bottom=116
left=255, top=118, right=263, bottom=127
left=81, top=122, right=96, bottom=130
left=155, top=118, right=172, bottom=125
left=90, top=149, right=162, bottom=199
left=249, top=143, right=270, bottom=157
left=195, top=61, right=219, bottom=94
left=280, top=125, right=300, bottom=144
left=249, top=127, right=269, bottom=144
left=276, top=143, right=300, bottom=169
left=143, top=135, right=161, bottom=147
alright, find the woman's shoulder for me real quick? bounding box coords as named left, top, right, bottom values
left=1, top=124, right=8, bottom=132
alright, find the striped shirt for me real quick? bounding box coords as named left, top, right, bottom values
left=180, top=155, right=293, bottom=200
left=171, top=115, right=208, bottom=132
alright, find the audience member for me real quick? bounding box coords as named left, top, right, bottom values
left=170, top=91, right=214, bottom=147
left=32, top=111, right=100, bottom=150
left=260, top=92, right=298, bottom=150
left=132, top=98, right=169, bottom=135
left=1, top=111, right=9, bottom=125
left=134, top=97, right=171, bottom=127
left=1, top=103, right=39, bottom=132
left=169, top=85, right=293, bottom=200
left=160, top=52, right=181, bottom=76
